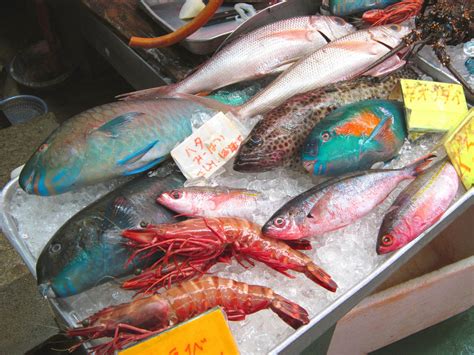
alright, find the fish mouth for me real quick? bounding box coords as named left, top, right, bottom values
left=233, top=155, right=275, bottom=172
left=19, top=165, right=51, bottom=196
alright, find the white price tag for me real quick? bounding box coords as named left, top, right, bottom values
left=171, top=112, right=245, bottom=180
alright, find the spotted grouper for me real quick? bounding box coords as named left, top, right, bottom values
left=234, top=68, right=417, bottom=172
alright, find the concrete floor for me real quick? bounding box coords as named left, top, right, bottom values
left=0, top=3, right=131, bottom=353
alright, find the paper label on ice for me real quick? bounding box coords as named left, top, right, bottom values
left=119, top=307, right=239, bottom=355
left=400, top=79, right=468, bottom=132
left=171, top=112, right=244, bottom=180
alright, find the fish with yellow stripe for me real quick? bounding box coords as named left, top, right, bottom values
left=302, top=99, right=407, bottom=176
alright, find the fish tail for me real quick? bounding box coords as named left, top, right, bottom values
left=173, top=93, right=236, bottom=116
left=270, top=294, right=309, bottom=329
left=404, top=153, right=436, bottom=176
left=116, top=84, right=179, bottom=100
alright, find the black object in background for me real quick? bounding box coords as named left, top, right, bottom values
left=25, top=333, right=87, bottom=355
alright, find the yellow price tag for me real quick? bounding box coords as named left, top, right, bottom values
left=444, top=108, right=474, bottom=190
left=119, top=308, right=239, bottom=355
left=400, top=79, right=468, bottom=132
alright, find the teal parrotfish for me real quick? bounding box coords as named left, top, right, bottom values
left=302, top=99, right=407, bottom=176
left=19, top=97, right=227, bottom=195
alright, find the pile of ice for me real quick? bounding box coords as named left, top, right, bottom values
left=4, top=128, right=462, bottom=353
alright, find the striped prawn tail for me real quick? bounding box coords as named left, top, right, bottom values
left=270, top=294, right=310, bottom=329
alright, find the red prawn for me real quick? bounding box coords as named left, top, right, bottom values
left=122, top=217, right=337, bottom=294
left=68, top=276, right=309, bottom=354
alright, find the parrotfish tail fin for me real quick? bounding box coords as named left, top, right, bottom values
left=173, top=93, right=237, bottom=117
left=270, top=294, right=310, bottom=329
left=116, top=84, right=179, bottom=100
left=284, top=239, right=313, bottom=251
left=404, top=153, right=437, bottom=176
left=304, top=263, right=338, bottom=292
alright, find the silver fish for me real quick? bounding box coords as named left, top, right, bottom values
left=119, top=16, right=355, bottom=100
left=236, top=23, right=412, bottom=119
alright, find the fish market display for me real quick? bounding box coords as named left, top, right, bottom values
left=68, top=276, right=309, bottom=354
left=262, top=155, right=433, bottom=240
left=122, top=217, right=337, bottom=293
left=235, top=23, right=412, bottom=119
left=120, top=16, right=355, bottom=100
left=36, top=162, right=186, bottom=298
left=19, top=98, right=226, bottom=195
left=377, top=160, right=459, bottom=254
left=157, top=186, right=260, bottom=218
left=234, top=69, right=417, bottom=172
left=302, top=99, right=407, bottom=176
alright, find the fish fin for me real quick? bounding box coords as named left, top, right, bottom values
left=363, top=114, right=392, bottom=147
left=172, top=93, right=234, bottom=114
left=117, top=140, right=159, bottom=166
left=116, top=85, right=179, bottom=100
left=93, top=112, right=145, bottom=138
left=284, top=239, right=312, bottom=251
left=403, top=154, right=436, bottom=176
left=364, top=56, right=406, bottom=77
left=102, top=196, right=139, bottom=230
left=257, top=60, right=296, bottom=77
left=123, top=156, right=167, bottom=176
left=196, top=91, right=211, bottom=97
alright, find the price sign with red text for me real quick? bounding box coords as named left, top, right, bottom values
left=171, top=112, right=245, bottom=180
left=119, top=308, right=239, bottom=355
left=400, top=79, right=468, bottom=132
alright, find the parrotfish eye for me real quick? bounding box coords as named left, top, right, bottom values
left=38, top=143, right=48, bottom=152
left=247, top=136, right=262, bottom=147
left=273, top=217, right=286, bottom=228
left=381, top=234, right=394, bottom=246
left=49, top=243, right=62, bottom=253
left=321, top=131, right=330, bottom=142
left=170, top=190, right=182, bottom=199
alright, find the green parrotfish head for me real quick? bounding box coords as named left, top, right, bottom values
left=19, top=127, right=85, bottom=196
left=302, top=99, right=407, bottom=176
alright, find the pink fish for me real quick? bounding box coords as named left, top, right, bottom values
left=157, top=186, right=260, bottom=218
left=119, top=16, right=355, bottom=99
left=377, top=160, right=459, bottom=254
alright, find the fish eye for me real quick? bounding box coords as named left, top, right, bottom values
left=273, top=217, right=286, bottom=228
left=389, top=24, right=400, bottom=31
left=333, top=17, right=345, bottom=25
left=247, top=136, right=262, bottom=147
left=321, top=131, right=330, bottom=142
left=49, top=243, right=61, bottom=253
left=170, top=190, right=182, bottom=199
left=381, top=235, right=394, bottom=246
left=38, top=143, right=48, bottom=152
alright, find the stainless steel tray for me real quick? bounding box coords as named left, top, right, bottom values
left=1, top=174, right=473, bottom=353
left=139, top=0, right=321, bottom=54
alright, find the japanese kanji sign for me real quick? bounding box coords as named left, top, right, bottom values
left=400, top=79, right=468, bottom=132
left=171, top=112, right=245, bottom=180
left=444, top=108, right=474, bottom=190
left=119, top=308, right=239, bottom=355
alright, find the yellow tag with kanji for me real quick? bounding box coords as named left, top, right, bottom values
left=444, top=108, right=474, bottom=190
left=119, top=308, right=239, bottom=355
left=171, top=112, right=245, bottom=180
left=400, top=79, right=468, bottom=132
